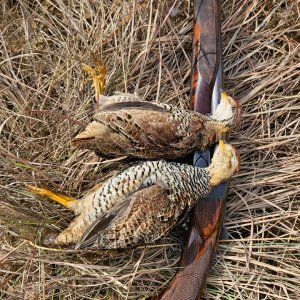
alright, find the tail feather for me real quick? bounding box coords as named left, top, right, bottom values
left=72, top=121, right=107, bottom=147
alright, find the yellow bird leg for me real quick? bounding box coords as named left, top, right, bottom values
left=27, top=185, right=78, bottom=210
left=82, top=58, right=106, bottom=103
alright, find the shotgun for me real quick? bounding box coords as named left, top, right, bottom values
left=153, top=0, right=226, bottom=298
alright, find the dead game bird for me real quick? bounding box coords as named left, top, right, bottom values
left=72, top=63, right=242, bottom=159
left=72, top=92, right=240, bottom=160
left=28, top=141, right=240, bottom=249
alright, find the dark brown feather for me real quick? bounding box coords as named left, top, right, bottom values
left=72, top=102, right=210, bottom=159
left=101, top=101, right=168, bottom=112
left=76, top=185, right=182, bottom=249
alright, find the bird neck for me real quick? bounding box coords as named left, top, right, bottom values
left=190, top=167, right=213, bottom=196
left=210, top=105, right=233, bottom=128
left=206, top=119, right=229, bottom=140
left=206, top=164, right=227, bottom=186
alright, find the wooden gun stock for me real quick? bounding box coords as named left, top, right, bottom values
left=153, top=1, right=225, bottom=299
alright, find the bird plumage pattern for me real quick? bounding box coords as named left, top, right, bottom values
left=77, top=160, right=212, bottom=249
left=28, top=61, right=241, bottom=250
left=72, top=91, right=241, bottom=159
left=29, top=141, right=240, bottom=249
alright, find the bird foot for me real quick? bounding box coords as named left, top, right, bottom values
left=27, top=185, right=78, bottom=211
left=82, top=55, right=106, bottom=105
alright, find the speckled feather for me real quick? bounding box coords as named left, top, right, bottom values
left=72, top=93, right=241, bottom=159
left=54, top=160, right=211, bottom=247
left=50, top=142, right=240, bottom=249
left=77, top=161, right=211, bottom=249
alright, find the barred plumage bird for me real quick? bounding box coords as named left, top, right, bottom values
left=72, top=92, right=241, bottom=159
left=28, top=141, right=240, bottom=249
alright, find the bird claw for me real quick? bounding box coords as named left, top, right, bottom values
left=82, top=55, right=106, bottom=106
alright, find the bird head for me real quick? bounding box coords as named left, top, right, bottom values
left=211, top=91, right=242, bottom=128
left=208, top=140, right=240, bottom=186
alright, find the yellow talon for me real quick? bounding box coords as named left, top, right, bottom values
left=82, top=55, right=106, bottom=102
left=27, top=185, right=78, bottom=210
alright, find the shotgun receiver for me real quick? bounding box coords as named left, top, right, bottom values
left=154, top=0, right=226, bottom=298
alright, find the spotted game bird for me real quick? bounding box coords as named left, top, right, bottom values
left=71, top=62, right=241, bottom=159
left=72, top=93, right=240, bottom=159
left=28, top=141, right=239, bottom=249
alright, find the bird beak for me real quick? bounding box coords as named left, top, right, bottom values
left=219, top=140, right=225, bottom=152
left=220, top=90, right=231, bottom=104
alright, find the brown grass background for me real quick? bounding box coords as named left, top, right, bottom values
left=0, top=0, right=299, bottom=299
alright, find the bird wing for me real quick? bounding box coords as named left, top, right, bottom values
left=76, top=185, right=183, bottom=249
left=96, top=105, right=196, bottom=143
left=73, top=101, right=205, bottom=158
left=97, top=93, right=145, bottom=110
left=100, top=101, right=168, bottom=112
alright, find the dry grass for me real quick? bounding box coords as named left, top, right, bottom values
left=0, top=0, right=299, bottom=299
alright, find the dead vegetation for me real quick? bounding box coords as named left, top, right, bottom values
left=0, top=0, right=299, bottom=299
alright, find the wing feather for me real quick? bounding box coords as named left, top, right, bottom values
left=76, top=185, right=183, bottom=249
left=72, top=104, right=205, bottom=159
left=100, top=101, right=168, bottom=112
